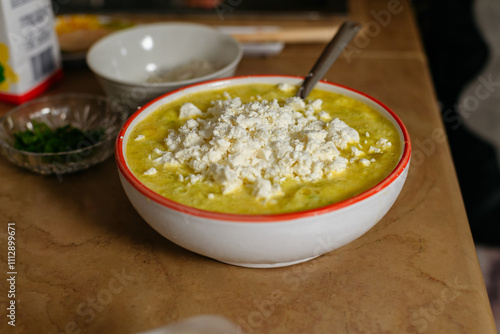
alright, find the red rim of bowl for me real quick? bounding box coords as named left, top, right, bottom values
left=115, top=75, right=412, bottom=223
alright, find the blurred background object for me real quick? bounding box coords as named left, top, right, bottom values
left=413, top=0, right=500, bottom=329
left=51, top=0, right=347, bottom=16
left=412, top=0, right=500, bottom=245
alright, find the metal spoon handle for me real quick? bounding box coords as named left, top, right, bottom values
left=296, top=21, right=361, bottom=99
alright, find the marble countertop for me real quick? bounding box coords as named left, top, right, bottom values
left=0, top=0, right=497, bottom=333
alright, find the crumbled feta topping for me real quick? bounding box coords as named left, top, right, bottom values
left=144, top=167, right=157, bottom=175
left=179, top=103, right=202, bottom=119
left=153, top=148, right=165, bottom=155
left=155, top=96, right=364, bottom=199
left=377, top=138, right=392, bottom=148
left=351, top=146, right=363, bottom=157
left=360, top=158, right=371, bottom=166
left=277, top=83, right=294, bottom=92
left=135, top=134, right=145, bottom=141
left=369, top=146, right=381, bottom=154
left=252, top=178, right=283, bottom=199
left=318, top=111, right=332, bottom=122
left=310, top=99, right=323, bottom=110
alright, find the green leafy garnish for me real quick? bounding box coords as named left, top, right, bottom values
left=0, top=62, right=5, bottom=84
left=13, top=120, right=104, bottom=153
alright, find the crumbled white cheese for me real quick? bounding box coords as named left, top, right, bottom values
left=144, top=167, right=157, bottom=175
left=188, top=173, right=205, bottom=184
left=277, top=83, right=294, bottom=92
left=365, top=132, right=370, bottom=137
left=179, top=103, right=202, bottom=119
left=152, top=156, right=163, bottom=164
left=318, top=111, right=332, bottom=122
left=360, top=158, right=371, bottom=166
left=369, top=146, right=381, bottom=154
left=285, top=96, right=306, bottom=111
left=155, top=152, right=179, bottom=165
left=155, top=96, right=366, bottom=199
left=351, top=146, right=363, bottom=157
left=153, top=148, right=165, bottom=155
left=135, top=134, right=145, bottom=141
left=252, top=178, right=283, bottom=199
left=223, top=91, right=231, bottom=99
left=326, top=156, right=348, bottom=173
left=208, top=193, right=215, bottom=199
left=377, top=138, right=392, bottom=148
left=310, top=99, right=323, bottom=110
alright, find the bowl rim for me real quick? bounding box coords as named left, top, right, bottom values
left=86, top=22, right=243, bottom=88
left=115, top=75, right=412, bottom=223
left=0, top=93, right=115, bottom=157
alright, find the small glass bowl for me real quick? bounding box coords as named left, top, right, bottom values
left=0, top=94, right=126, bottom=175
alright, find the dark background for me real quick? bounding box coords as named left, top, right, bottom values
left=52, top=0, right=347, bottom=15
left=413, top=0, right=500, bottom=246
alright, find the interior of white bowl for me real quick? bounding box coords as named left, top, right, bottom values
left=87, top=23, right=242, bottom=87
left=116, top=75, right=412, bottom=222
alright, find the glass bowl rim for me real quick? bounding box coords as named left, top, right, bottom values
left=0, top=93, right=116, bottom=157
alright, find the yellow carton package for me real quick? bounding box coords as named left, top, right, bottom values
left=0, top=0, right=63, bottom=104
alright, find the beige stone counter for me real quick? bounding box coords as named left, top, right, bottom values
left=0, top=1, right=497, bottom=333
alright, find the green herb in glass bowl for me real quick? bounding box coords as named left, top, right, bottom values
left=0, top=94, right=126, bottom=175
left=13, top=120, right=104, bottom=154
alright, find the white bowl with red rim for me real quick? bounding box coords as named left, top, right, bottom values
left=115, top=75, right=412, bottom=268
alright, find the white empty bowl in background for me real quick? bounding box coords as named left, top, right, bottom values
left=86, top=22, right=242, bottom=115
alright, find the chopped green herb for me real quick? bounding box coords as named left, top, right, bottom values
left=13, top=120, right=105, bottom=153
left=0, top=63, right=5, bottom=84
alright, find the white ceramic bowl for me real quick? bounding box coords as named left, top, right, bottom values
left=86, top=22, right=242, bottom=115
left=115, top=75, right=412, bottom=268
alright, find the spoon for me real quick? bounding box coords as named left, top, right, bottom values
left=296, top=21, right=361, bottom=99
